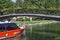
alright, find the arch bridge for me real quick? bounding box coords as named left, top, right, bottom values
left=0, top=14, right=60, bottom=21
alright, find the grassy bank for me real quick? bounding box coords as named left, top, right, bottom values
left=15, top=20, right=55, bottom=24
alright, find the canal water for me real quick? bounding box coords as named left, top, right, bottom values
left=25, top=22, right=60, bottom=40
left=4, top=22, right=60, bottom=40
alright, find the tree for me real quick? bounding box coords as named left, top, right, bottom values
left=0, top=0, right=16, bottom=15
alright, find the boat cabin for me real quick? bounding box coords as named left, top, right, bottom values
left=0, top=22, right=19, bottom=31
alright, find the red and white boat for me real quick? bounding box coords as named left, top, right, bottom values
left=0, top=21, right=25, bottom=39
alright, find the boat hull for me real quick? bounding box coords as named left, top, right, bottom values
left=0, top=29, right=24, bottom=39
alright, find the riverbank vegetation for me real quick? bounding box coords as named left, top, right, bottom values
left=15, top=20, right=55, bottom=25
left=0, top=0, right=60, bottom=15
left=15, top=17, right=55, bottom=24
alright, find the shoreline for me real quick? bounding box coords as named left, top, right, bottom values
left=16, top=21, right=59, bottom=26
left=25, top=21, right=59, bottom=26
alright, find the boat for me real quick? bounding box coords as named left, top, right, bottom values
left=0, top=21, right=25, bottom=39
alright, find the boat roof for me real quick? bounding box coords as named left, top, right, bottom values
left=0, top=21, right=14, bottom=24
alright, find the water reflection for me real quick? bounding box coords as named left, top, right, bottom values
left=3, top=34, right=23, bottom=40
left=26, top=23, right=60, bottom=40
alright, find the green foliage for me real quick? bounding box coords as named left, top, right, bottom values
left=16, top=18, right=24, bottom=21
left=0, top=0, right=60, bottom=15
left=0, top=0, right=16, bottom=14
left=32, top=17, right=41, bottom=21
left=7, top=18, right=12, bottom=21
left=15, top=0, right=60, bottom=15
left=16, top=18, right=30, bottom=21
left=16, top=0, right=60, bottom=10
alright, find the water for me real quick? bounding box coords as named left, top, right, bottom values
left=26, top=22, right=60, bottom=40
left=3, top=22, right=60, bottom=40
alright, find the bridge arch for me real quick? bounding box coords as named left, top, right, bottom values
left=0, top=14, right=60, bottom=21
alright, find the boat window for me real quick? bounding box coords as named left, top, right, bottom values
left=0, top=24, right=6, bottom=32
left=0, top=23, right=19, bottom=31
left=0, top=27, right=2, bottom=31
left=6, top=23, right=19, bottom=30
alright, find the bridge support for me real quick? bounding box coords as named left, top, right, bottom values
left=11, top=17, right=17, bottom=22
left=30, top=17, right=32, bottom=21
left=23, top=16, right=25, bottom=20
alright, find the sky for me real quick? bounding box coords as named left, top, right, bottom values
left=11, top=0, right=16, bottom=2
left=11, top=0, right=24, bottom=2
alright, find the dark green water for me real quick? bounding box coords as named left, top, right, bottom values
left=26, top=23, right=60, bottom=40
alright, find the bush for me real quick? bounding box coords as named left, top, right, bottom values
left=16, top=17, right=30, bottom=21
left=7, top=18, right=12, bottom=21
left=16, top=18, right=24, bottom=21
left=32, top=17, right=41, bottom=21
